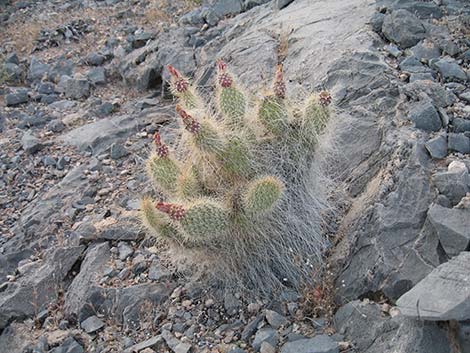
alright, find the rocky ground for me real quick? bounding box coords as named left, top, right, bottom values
left=1, top=0, right=470, bottom=352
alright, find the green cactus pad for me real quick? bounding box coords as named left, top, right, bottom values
left=178, top=167, right=203, bottom=198
left=180, top=200, right=229, bottom=240
left=304, top=95, right=330, bottom=135
left=141, top=198, right=180, bottom=239
left=147, top=155, right=180, bottom=193
left=220, top=137, right=252, bottom=178
left=179, top=89, right=201, bottom=110
left=244, top=176, right=284, bottom=216
left=219, top=87, right=246, bottom=126
left=193, top=121, right=225, bottom=153
left=258, top=96, right=289, bottom=135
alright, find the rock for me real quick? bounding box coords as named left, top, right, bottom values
left=433, top=58, right=467, bottom=82
left=131, top=32, right=156, bottom=49
left=448, top=133, right=470, bottom=154
left=252, top=328, right=278, bottom=352
left=241, top=314, right=263, bottom=341
left=260, top=342, right=276, bottom=353
left=382, top=10, right=426, bottom=49
left=384, top=44, right=401, bottom=58
left=148, top=260, right=170, bottom=281
left=80, top=315, right=105, bottom=333
left=161, top=330, right=191, bottom=353
left=46, top=119, right=66, bottom=133
left=85, top=52, right=105, bottom=66
left=0, top=246, right=84, bottom=330
left=399, top=55, right=429, bottom=74
left=427, top=204, right=470, bottom=257
left=64, top=78, right=91, bottom=99
left=37, top=82, right=55, bottom=94
left=28, top=56, right=50, bottom=81
left=64, top=242, right=111, bottom=322
left=110, top=143, right=129, bottom=160
left=275, top=0, right=295, bottom=9
left=370, top=12, right=385, bottom=33
left=453, top=118, right=470, bottom=133
left=224, top=292, right=241, bottom=315
left=425, top=134, right=447, bottom=159
left=460, top=92, right=470, bottom=103
left=335, top=300, right=450, bottom=353
left=432, top=168, right=470, bottom=205
left=409, top=40, right=441, bottom=62
left=118, top=242, right=134, bottom=260
left=5, top=89, right=28, bottom=106
left=5, top=52, right=19, bottom=65
left=397, top=251, right=470, bottom=321
left=124, top=336, right=165, bottom=353
left=402, top=80, right=456, bottom=107
left=21, top=132, right=43, bottom=154
left=49, top=337, right=84, bottom=353
left=408, top=101, right=441, bottom=131
left=3, top=62, right=22, bottom=82
left=212, top=0, right=243, bottom=17
left=280, top=335, right=339, bottom=353
left=87, top=67, right=106, bottom=85
left=265, top=310, right=287, bottom=329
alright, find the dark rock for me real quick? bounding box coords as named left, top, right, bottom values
left=280, top=336, right=339, bottom=353
left=64, top=78, right=90, bottom=99
left=440, top=40, right=460, bottom=57
left=42, top=156, right=56, bottom=167
left=402, top=80, right=457, bottom=107
left=397, top=251, right=470, bottom=321
left=241, top=314, right=264, bottom=341
left=399, top=56, right=429, bottom=74
left=3, top=63, right=22, bottom=82
left=37, top=82, right=55, bottom=94
left=80, top=315, right=105, bottom=333
left=448, top=133, right=470, bottom=154
left=432, top=167, right=470, bottom=205
left=49, top=337, right=84, bottom=353
left=212, top=0, right=243, bottom=17
left=46, top=119, right=66, bottom=133
left=96, top=102, right=115, bottom=116
left=252, top=328, right=278, bottom=352
left=275, top=0, right=294, bottom=9
left=453, top=118, right=470, bottom=133
left=41, top=94, right=59, bottom=104
left=408, top=101, right=441, bottom=131
left=370, top=12, right=385, bottom=33
left=85, top=52, right=105, bottom=66
left=459, top=91, right=470, bottom=103
left=123, top=336, right=164, bottom=353
left=28, top=56, right=50, bottom=81
left=384, top=44, right=402, bottom=58
left=132, top=32, right=156, bottom=49
left=87, top=67, right=106, bottom=85
left=110, top=143, right=129, bottom=160
left=265, top=310, right=287, bottom=329
left=382, top=10, right=426, bottom=49
left=392, top=0, right=443, bottom=19
left=409, top=40, right=441, bottom=62
left=0, top=246, right=84, bottom=330
left=148, top=260, right=170, bottom=281
left=21, top=132, right=43, bottom=154
left=433, top=58, right=467, bottom=82
left=335, top=300, right=450, bottom=353
left=180, top=8, right=205, bottom=25
left=5, top=89, right=28, bottom=106
left=161, top=330, right=191, bottom=353
left=427, top=204, right=470, bottom=257
left=5, top=52, right=19, bottom=65
left=425, top=134, right=447, bottom=159
left=409, top=73, right=435, bottom=82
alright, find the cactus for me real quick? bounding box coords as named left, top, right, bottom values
left=141, top=61, right=333, bottom=296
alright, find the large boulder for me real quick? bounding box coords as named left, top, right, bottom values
left=382, top=10, right=426, bottom=49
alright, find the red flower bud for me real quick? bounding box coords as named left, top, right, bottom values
left=155, top=201, right=186, bottom=221
left=154, top=132, right=169, bottom=158
left=176, top=105, right=200, bottom=133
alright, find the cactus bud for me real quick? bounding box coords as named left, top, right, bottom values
left=156, top=201, right=186, bottom=221
left=244, top=176, right=284, bottom=216
left=176, top=105, right=200, bottom=134
left=167, top=65, right=189, bottom=93
left=273, top=65, right=286, bottom=99
left=216, top=60, right=246, bottom=125
left=141, top=198, right=181, bottom=240
left=319, top=91, right=332, bottom=107
left=154, top=132, right=169, bottom=158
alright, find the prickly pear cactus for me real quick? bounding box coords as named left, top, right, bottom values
left=141, top=60, right=333, bottom=296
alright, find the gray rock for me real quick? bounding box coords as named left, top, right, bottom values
left=3, top=62, right=22, bottom=82
left=49, top=337, right=84, bottom=353
left=384, top=44, right=401, bottom=58
left=28, top=56, right=50, bottom=81
left=425, top=134, right=447, bottom=159
left=64, top=78, right=91, bottom=99
left=161, top=330, right=191, bottom=353
left=148, top=260, right=170, bottom=281
left=96, top=221, right=143, bottom=241
left=252, top=328, right=278, bottom=352
left=21, top=132, right=43, bottom=154
left=85, top=52, right=105, bottom=66
left=110, top=143, right=129, bottom=159
left=453, top=118, right=470, bottom=133
left=392, top=1, right=443, bottom=19
left=335, top=300, right=450, bottom=353
left=399, top=55, right=429, bottom=74
left=118, top=242, right=134, bottom=260
left=440, top=40, right=460, bottom=57
left=5, top=89, right=28, bottom=106
left=408, top=101, right=441, bottom=132
left=397, top=251, right=470, bottom=321
left=241, top=314, right=264, bottom=341
left=427, top=204, right=470, bottom=257
left=432, top=168, right=470, bottom=205
left=409, top=41, right=441, bottom=62
left=458, top=321, right=470, bottom=353
left=87, top=67, right=106, bottom=85
left=224, top=292, right=241, bottom=315
left=280, top=335, right=339, bottom=353
left=265, top=309, right=287, bottom=329
left=448, top=133, right=470, bottom=154
left=275, top=0, right=295, bottom=9
left=382, top=10, right=426, bottom=49
left=123, top=336, right=164, bottom=353
left=5, top=52, right=19, bottom=65
left=460, top=92, right=470, bottom=103
left=370, top=12, right=385, bottom=33
left=433, top=58, right=467, bottom=82
left=402, top=80, right=457, bottom=107
left=409, top=72, right=435, bottom=82
left=37, top=82, right=55, bottom=94
left=46, top=119, right=66, bottom=133
left=80, top=315, right=105, bottom=333
left=212, top=0, right=243, bottom=17
left=0, top=246, right=84, bottom=330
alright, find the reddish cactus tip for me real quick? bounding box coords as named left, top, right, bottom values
left=153, top=132, right=169, bottom=158
left=319, top=91, right=332, bottom=107
left=176, top=105, right=200, bottom=134
left=168, top=65, right=189, bottom=93
left=155, top=201, right=186, bottom=221
left=217, top=59, right=227, bottom=72
left=167, top=64, right=180, bottom=78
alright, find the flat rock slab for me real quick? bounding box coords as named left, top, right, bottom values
left=280, top=335, right=339, bottom=353
left=397, top=251, right=470, bottom=321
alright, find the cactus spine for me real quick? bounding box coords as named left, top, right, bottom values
left=141, top=61, right=333, bottom=296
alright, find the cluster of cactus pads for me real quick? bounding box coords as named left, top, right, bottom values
left=141, top=60, right=332, bottom=295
